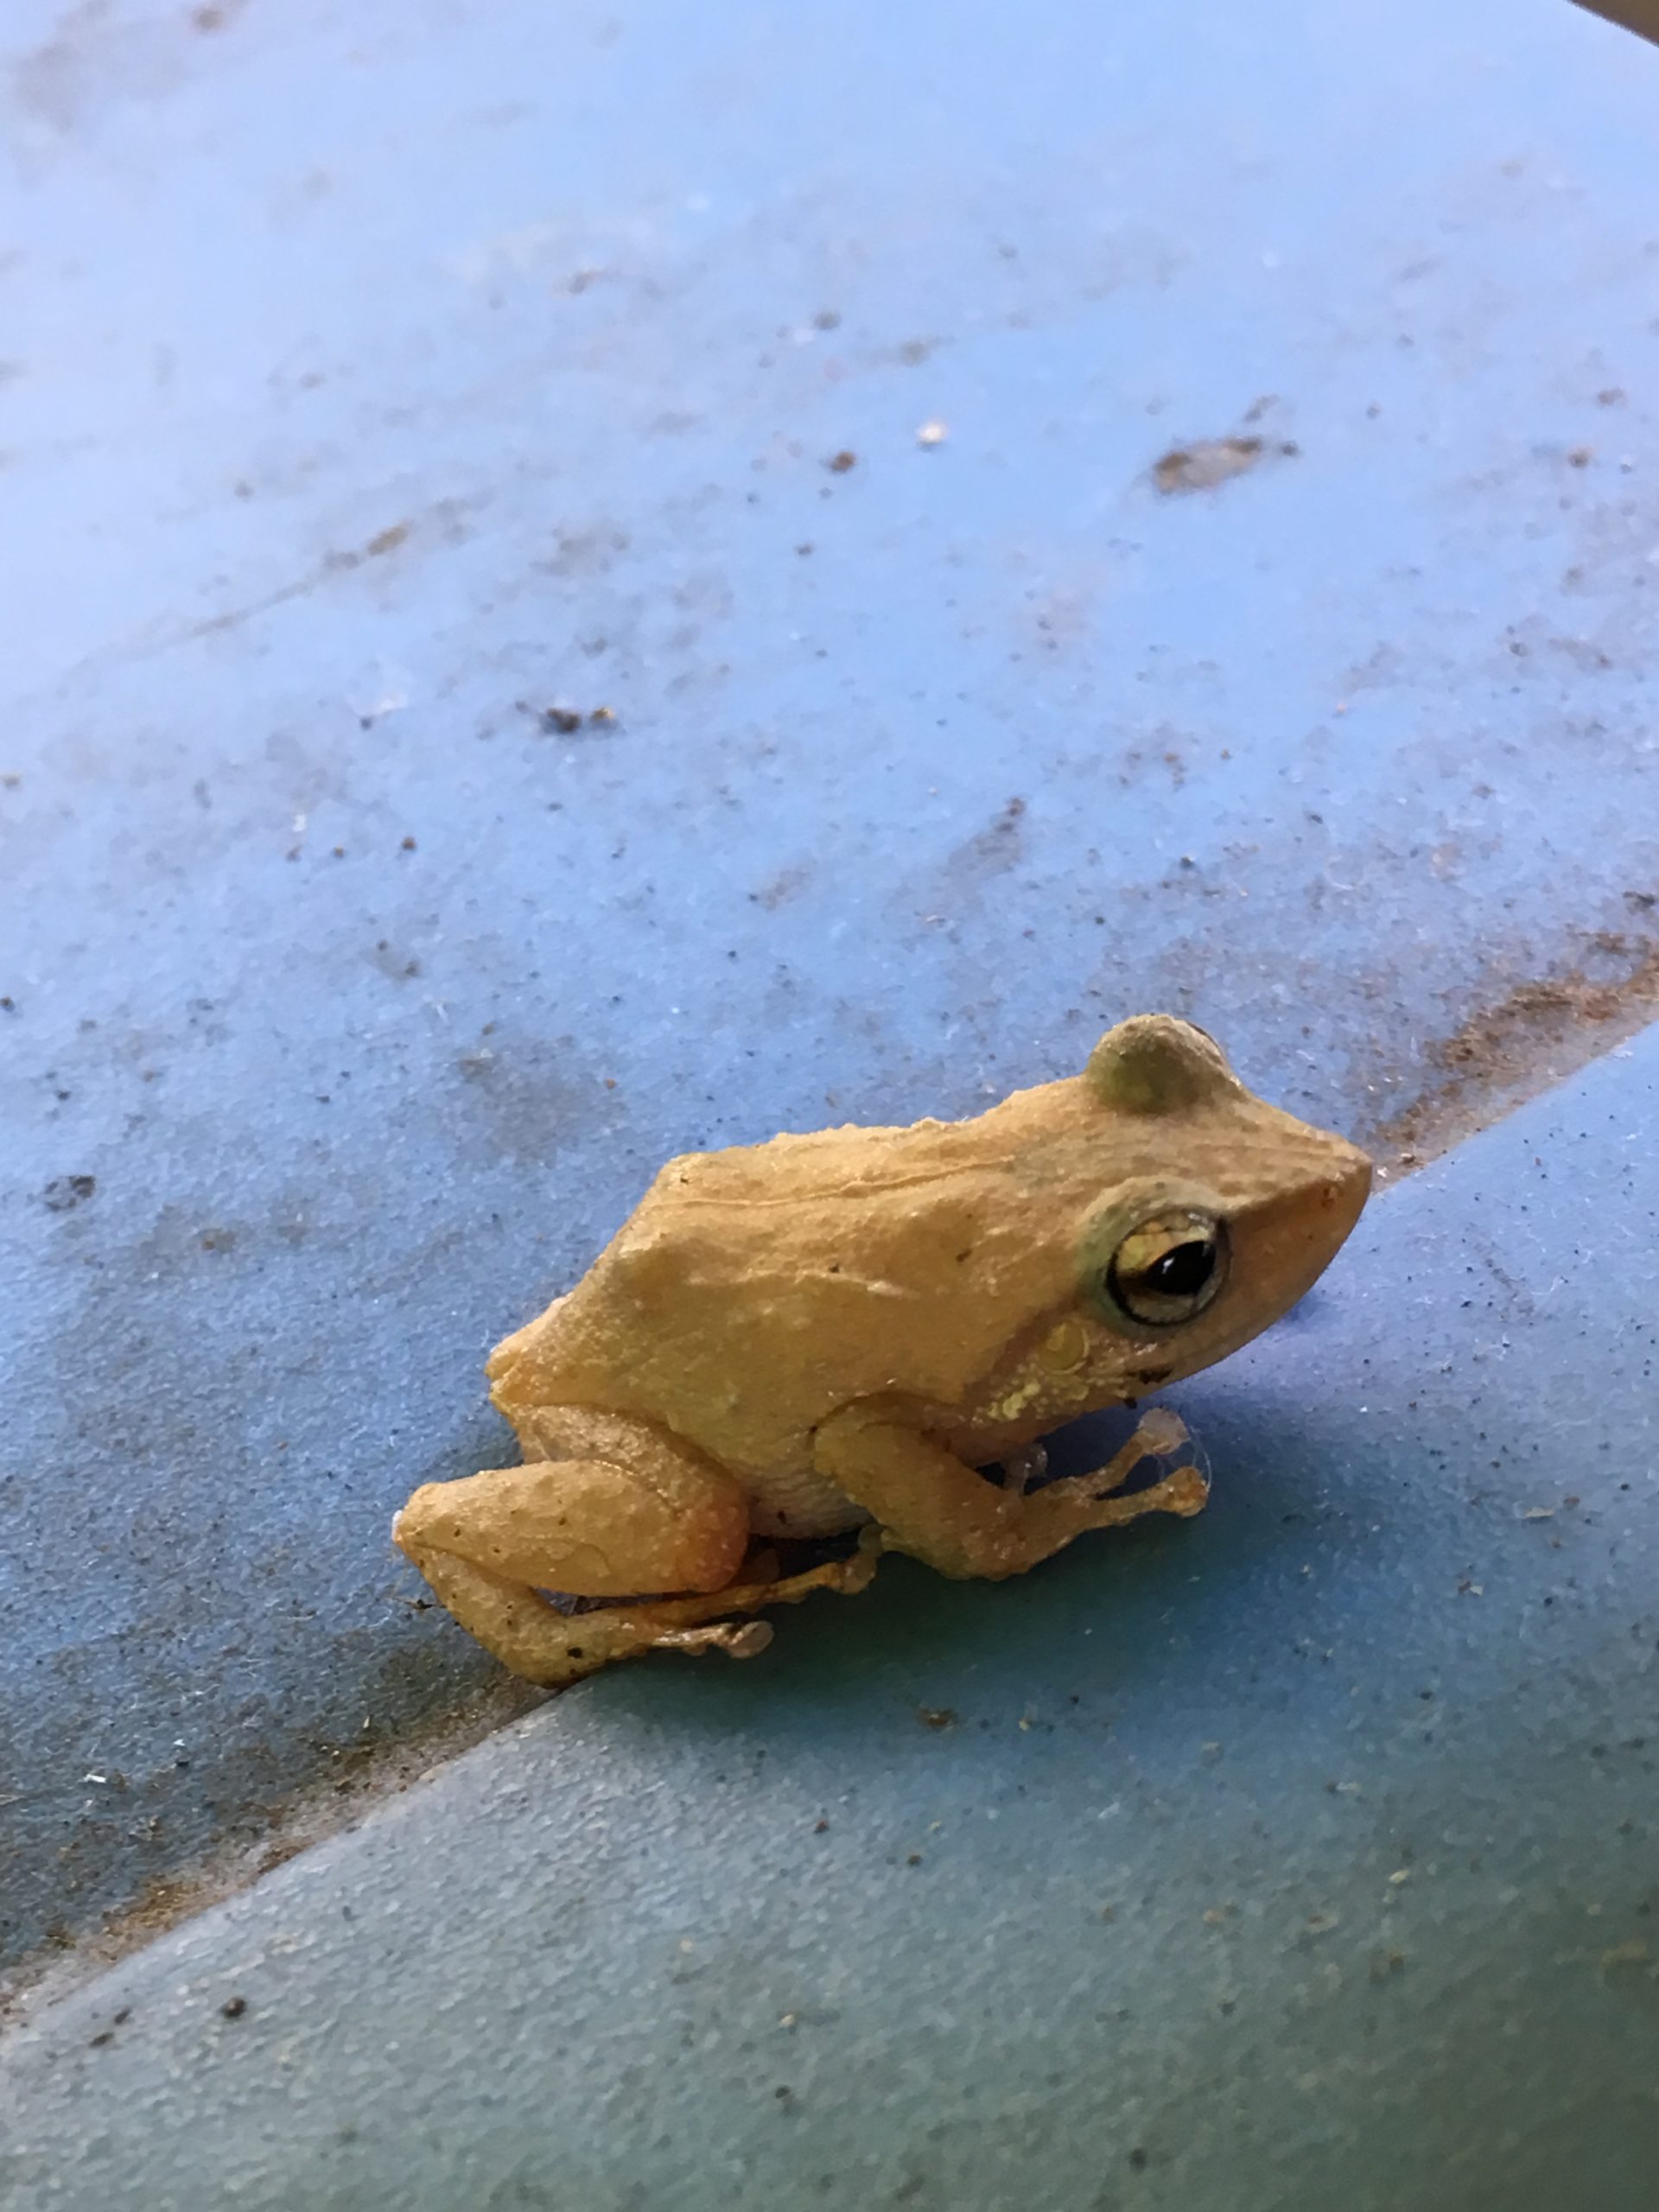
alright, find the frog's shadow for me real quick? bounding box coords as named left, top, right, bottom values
left=574, top=1382, right=1370, bottom=1753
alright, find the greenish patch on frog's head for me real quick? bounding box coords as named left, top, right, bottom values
left=1085, top=1014, right=1239, bottom=1115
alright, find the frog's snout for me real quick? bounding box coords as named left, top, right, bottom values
left=1317, top=1135, right=1373, bottom=1248
left=1335, top=1135, right=1374, bottom=1207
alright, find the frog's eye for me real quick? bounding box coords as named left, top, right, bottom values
left=1094, top=1210, right=1228, bottom=1328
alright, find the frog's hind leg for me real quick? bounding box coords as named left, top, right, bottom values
left=392, top=1408, right=879, bottom=1685
left=404, top=1544, right=877, bottom=1689
left=395, top=1417, right=752, bottom=1604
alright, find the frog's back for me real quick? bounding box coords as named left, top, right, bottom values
left=489, top=1082, right=1095, bottom=1499
left=481, top=1019, right=1363, bottom=1537
left=641, top=1121, right=974, bottom=1222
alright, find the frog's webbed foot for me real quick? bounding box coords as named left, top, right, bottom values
left=985, top=1410, right=1208, bottom=1566
left=401, top=1541, right=878, bottom=1688
left=1060, top=1406, right=1203, bottom=1508
left=817, top=1404, right=1206, bottom=1580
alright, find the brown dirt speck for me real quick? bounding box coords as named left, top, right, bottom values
left=41, top=1174, right=96, bottom=1212
left=951, top=795, right=1027, bottom=877
left=519, top=702, right=616, bottom=735
left=824, top=450, right=858, bottom=474
left=753, top=865, right=810, bottom=912
left=1154, top=436, right=1276, bottom=494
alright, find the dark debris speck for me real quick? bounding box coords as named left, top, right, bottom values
left=41, top=1174, right=96, bottom=1212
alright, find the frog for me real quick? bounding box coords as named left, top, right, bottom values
left=393, top=1015, right=1370, bottom=1686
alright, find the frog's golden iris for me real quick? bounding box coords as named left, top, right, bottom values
left=1100, top=1208, right=1229, bottom=1329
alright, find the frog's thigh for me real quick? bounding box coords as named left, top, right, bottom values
left=813, top=1405, right=1205, bottom=1580
left=395, top=1437, right=748, bottom=1599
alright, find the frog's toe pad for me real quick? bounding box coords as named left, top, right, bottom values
left=1135, top=1407, right=1189, bottom=1458
left=1159, top=1463, right=1210, bottom=1516
left=655, top=1619, right=776, bottom=1661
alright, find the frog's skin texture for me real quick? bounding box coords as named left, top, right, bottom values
left=394, top=1017, right=1371, bottom=1685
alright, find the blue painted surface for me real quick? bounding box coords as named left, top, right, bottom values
left=7, top=1023, right=1659, bottom=2209
left=7, top=0, right=1659, bottom=1971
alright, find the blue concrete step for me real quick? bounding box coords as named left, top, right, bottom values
left=8, top=0, right=1659, bottom=1983
left=5, top=1023, right=1658, bottom=2209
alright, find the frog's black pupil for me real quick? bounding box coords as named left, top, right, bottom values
left=1148, top=1239, right=1215, bottom=1296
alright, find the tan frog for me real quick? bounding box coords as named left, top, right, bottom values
left=394, top=1016, right=1370, bottom=1685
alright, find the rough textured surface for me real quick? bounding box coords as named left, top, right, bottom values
left=8, top=0, right=1659, bottom=1972
left=6, top=1030, right=1659, bottom=2209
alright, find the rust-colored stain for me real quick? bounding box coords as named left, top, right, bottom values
left=1372, top=933, right=1659, bottom=1173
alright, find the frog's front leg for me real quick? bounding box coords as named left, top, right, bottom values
left=813, top=1401, right=1205, bottom=1581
